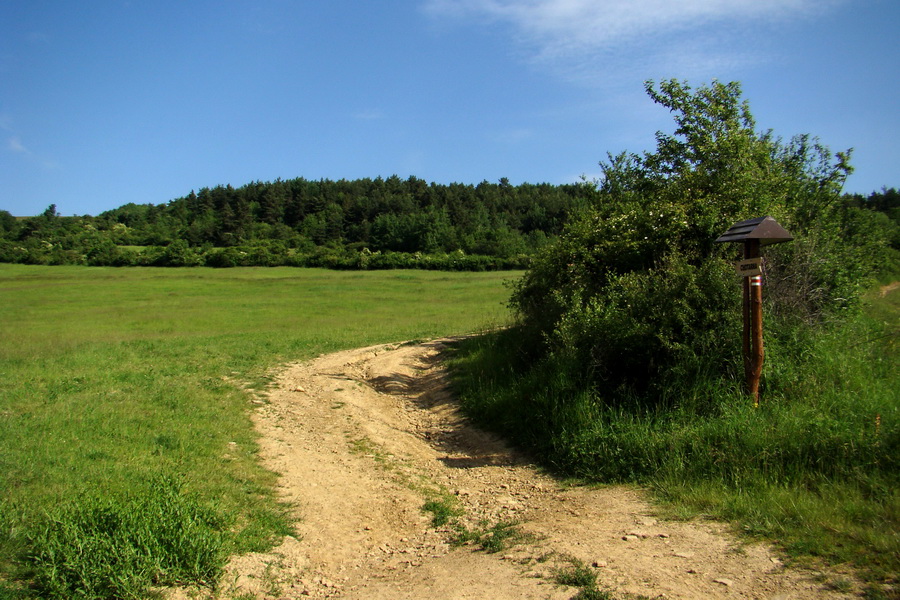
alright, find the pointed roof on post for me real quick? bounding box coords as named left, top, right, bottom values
left=714, top=216, right=793, bottom=246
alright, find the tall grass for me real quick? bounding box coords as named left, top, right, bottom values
left=447, top=287, right=899, bottom=589
left=0, top=265, right=517, bottom=598
left=28, top=476, right=228, bottom=600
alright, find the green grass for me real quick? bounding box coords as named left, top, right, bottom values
left=553, top=557, right=597, bottom=588
left=450, top=520, right=525, bottom=554
left=421, top=498, right=461, bottom=527
left=0, top=264, right=519, bottom=598
left=447, top=283, right=899, bottom=591
left=27, top=476, right=228, bottom=599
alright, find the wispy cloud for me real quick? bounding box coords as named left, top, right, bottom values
left=7, top=134, right=58, bottom=169
left=352, top=108, right=386, bottom=121
left=424, top=0, right=844, bottom=85
left=490, top=127, right=534, bottom=144
left=428, top=0, right=828, bottom=49
left=26, top=31, right=51, bottom=44
left=3, top=116, right=32, bottom=155
left=8, top=136, right=29, bottom=155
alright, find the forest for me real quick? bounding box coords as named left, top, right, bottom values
left=0, top=176, right=598, bottom=270
left=3, top=174, right=894, bottom=271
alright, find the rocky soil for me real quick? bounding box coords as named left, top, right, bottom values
left=178, top=339, right=858, bottom=599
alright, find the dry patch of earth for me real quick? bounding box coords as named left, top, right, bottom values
left=176, top=339, right=859, bottom=599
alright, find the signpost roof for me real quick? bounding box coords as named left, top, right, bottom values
left=714, top=216, right=793, bottom=246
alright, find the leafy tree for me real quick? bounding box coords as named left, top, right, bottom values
left=511, top=79, right=874, bottom=403
left=322, top=202, right=345, bottom=242
left=852, top=187, right=900, bottom=250
left=259, top=181, right=286, bottom=225
left=300, top=212, right=327, bottom=245
left=156, top=239, right=202, bottom=267
left=0, top=210, right=19, bottom=238
left=41, top=204, right=59, bottom=220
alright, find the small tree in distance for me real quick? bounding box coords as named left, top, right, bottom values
left=41, top=204, right=59, bottom=220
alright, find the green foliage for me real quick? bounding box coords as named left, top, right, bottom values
left=449, top=301, right=899, bottom=579
left=0, top=176, right=594, bottom=269
left=448, top=79, right=899, bottom=585
left=552, top=557, right=613, bottom=599
left=0, top=265, right=517, bottom=595
left=546, top=254, right=740, bottom=404
left=26, top=477, right=228, bottom=600
left=512, top=78, right=879, bottom=401
left=0, top=211, right=18, bottom=238
left=553, top=559, right=596, bottom=588
left=847, top=187, right=900, bottom=250
left=844, top=188, right=900, bottom=285
left=421, top=498, right=461, bottom=527
left=450, top=520, right=523, bottom=554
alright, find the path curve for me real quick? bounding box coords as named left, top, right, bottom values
left=202, top=339, right=856, bottom=599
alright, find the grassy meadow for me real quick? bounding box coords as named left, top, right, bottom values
left=2, top=263, right=896, bottom=598
left=0, top=264, right=518, bottom=598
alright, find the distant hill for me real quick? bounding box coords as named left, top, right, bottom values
left=0, top=175, right=597, bottom=269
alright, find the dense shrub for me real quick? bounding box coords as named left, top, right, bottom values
left=448, top=80, right=898, bottom=585
left=0, top=236, right=530, bottom=271
left=510, top=80, right=883, bottom=403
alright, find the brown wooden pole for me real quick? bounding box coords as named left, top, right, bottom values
left=742, top=261, right=752, bottom=395
left=745, top=239, right=763, bottom=406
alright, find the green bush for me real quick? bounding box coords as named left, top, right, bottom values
left=152, top=240, right=204, bottom=267
left=447, top=80, right=899, bottom=583
left=510, top=79, right=881, bottom=401
left=204, top=246, right=243, bottom=267
left=545, top=254, right=740, bottom=405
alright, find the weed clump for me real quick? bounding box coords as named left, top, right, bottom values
left=553, top=558, right=614, bottom=599
left=450, top=520, right=524, bottom=554
left=421, top=498, right=460, bottom=527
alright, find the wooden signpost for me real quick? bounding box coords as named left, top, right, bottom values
left=715, top=216, right=793, bottom=406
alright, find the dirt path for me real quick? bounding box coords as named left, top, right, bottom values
left=206, top=339, right=856, bottom=599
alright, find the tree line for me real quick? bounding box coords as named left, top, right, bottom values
left=0, top=174, right=895, bottom=271
left=0, top=176, right=597, bottom=269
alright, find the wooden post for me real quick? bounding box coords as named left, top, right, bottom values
left=742, top=262, right=752, bottom=396
left=744, top=239, right=763, bottom=407
left=715, top=217, right=792, bottom=408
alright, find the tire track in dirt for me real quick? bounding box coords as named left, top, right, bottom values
left=189, top=339, right=858, bottom=599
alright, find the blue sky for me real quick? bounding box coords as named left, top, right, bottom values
left=2, top=0, right=898, bottom=216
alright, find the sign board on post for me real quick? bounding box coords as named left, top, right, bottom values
left=734, top=258, right=762, bottom=277
left=714, top=216, right=793, bottom=407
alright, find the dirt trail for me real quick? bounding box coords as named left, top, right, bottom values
left=204, top=339, right=856, bottom=599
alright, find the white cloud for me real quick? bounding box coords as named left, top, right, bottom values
left=426, top=0, right=832, bottom=46
left=423, top=0, right=844, bottom=85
